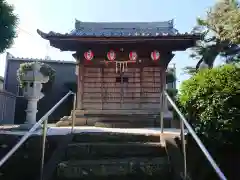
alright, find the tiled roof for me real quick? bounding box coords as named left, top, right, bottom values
left=37, top=19, right=199, bottom=38
left=71, top=19, right=177, bottom=37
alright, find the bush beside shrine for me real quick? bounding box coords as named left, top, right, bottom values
left=178, top=64, right=240, bottom=147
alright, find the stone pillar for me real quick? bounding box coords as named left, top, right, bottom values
left=25, top=98, right=39, bottom=124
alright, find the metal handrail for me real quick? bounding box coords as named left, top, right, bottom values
left=163, top=90, right=227, bottom=180
left=0, top=91, right=74, bottom=168
left=71, top=93, right=77, bottom=133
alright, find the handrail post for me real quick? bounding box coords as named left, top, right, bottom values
left=71, top=93, right=76, bottom=133
left=160, top=92, right=164, bottom=134
left=180, top=119, right=187, bottom=179
left=40, top=116, right=48, bottom=180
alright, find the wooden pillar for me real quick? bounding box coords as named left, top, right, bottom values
left=77, top=62, right=84, bottom=109
left=160, top=67, right=167, bottom=132
left=139, top=66, right=143, bottom=109
left=101, top=67, right=104, bottom=110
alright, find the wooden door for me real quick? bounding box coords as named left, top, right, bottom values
left=120, top=68, right=141, bottom=109
left=102, top=67, right=141, bottom=110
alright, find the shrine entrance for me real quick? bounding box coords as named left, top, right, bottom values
left=102, top=64, right=141, bottom=110
left=116, top=68, right=141, bottom=110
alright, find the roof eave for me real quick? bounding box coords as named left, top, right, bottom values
left=37, top=29, right=48, bottom=39
left=37, top=29, right=201, bottom=41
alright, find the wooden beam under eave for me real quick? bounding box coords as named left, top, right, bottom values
left=49, top=39, right=197, bottom=52
left=46, top=34, right=201, bottom=41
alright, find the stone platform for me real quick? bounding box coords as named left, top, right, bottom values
left=56, top=109, right=175, bottom=128
left=0, top=124, right=183, bottom=136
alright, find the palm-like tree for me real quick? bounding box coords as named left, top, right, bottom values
left=184, top=28, right=240, bottom=75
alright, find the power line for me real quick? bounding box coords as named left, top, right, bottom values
left=16, top=26, right=52, bottom=58
left=17, top=26, right=47, bottom=44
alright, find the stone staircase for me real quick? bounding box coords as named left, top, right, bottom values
left=56, top=109, right=172, bottom=128
left=0, top=132, right=175, bottom=180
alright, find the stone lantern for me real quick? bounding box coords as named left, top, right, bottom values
left=21, top=62, right=49, bottom=126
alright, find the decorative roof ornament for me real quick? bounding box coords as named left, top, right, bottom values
left=75, top=19, right=83, bottom=30
left=168, top=19, right=174, bottom=28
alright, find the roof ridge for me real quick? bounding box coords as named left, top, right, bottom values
left=75, top=19, right=174, bottom=23
left=75, top=19, right=174, bottom=30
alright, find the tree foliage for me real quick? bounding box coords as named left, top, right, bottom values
left=178, top=64, right=240, bottom=146
left=0, top=0, right=18, bottom=53
left=202, top=0, right=240, bottom=44
left=189, top=30, right=221, bottom=69
left=185, top=0, right=240, bottom=75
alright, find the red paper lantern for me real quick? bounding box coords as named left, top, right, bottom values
left=151, top=50, right=160, bottom=61
left=107, top=50, right=116, bottom=61
left=129, top=51, right=138, bottom=61
left=84, top=50, right=94, bottom=61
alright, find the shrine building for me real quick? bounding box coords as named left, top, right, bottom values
left=37, top=19, right=201, bottom=128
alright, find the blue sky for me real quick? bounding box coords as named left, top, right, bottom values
left=1, top=0, right=216, bottom=86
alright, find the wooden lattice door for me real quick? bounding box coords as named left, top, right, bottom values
left=120, top=68, right=141, bottom=109
left=102, top=67, right=141, bottom=110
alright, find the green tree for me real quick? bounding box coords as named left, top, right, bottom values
left=184, top=32, right=225, bottom=75
left=202, top=0, right=240, bottom=44
left=189, top=32, right=220, bottom=69
left=184, top=0, right=240, bottom=75
left=179, top=64, right=240, bottom=146
left=0, top=0, right=18, bottom=53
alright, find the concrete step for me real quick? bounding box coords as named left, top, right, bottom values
left=65, top=142, right=165, bottom=160
left=55, top=157, right=170, bottom=179
left=56, top=116, right=171, bottom=127
left=72, top=132, right=161, bottom=143
left=0, top=132, right=172, bottom=180
left=56, top=109, right=173, bottom=128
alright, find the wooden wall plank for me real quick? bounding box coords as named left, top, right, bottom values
left=80, top=66, right=163, bottom=111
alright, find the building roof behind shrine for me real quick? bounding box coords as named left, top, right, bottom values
left=37, top=19, right=198, bottom=38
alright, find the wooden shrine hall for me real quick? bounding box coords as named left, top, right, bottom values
left=37, top=19, right=200, bottom=128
